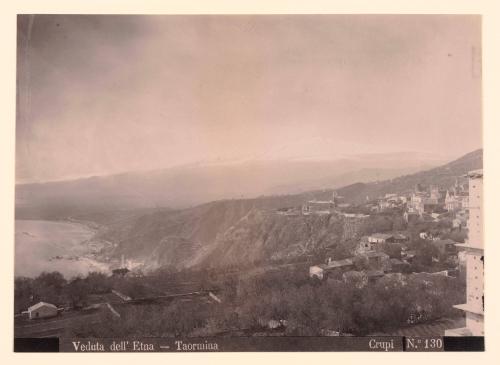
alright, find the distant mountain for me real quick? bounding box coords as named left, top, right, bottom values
left=335, top=148, right=483, bottom=203
left=15, top=153, right=442, bottom=219
left=95, top=149, right=482, bottom=270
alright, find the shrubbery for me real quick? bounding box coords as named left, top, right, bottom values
left=18, top=262, right=465, bottom=338
left=14, top=271, right=113, bottom=312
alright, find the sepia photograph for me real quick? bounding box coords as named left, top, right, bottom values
left=13, top=13, right=485, bottom=352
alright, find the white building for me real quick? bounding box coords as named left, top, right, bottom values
left=309, top=259, right=354, bottom=280
left=25, top=302, right=59, bottom=320
left=302, top=200, right=335, bottom=215
left=367, top=233, right=394, bottom=244
left=446, top=169, right=484, bottom=336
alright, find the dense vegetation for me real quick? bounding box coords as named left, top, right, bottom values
left=15, top=260, right=465, bottom=338
left=15, top=272, right=114, bottom=313
left=63, top=265, right=465, bottom=337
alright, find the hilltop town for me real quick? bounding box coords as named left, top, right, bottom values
left=302, top=178, right=470, bottom=285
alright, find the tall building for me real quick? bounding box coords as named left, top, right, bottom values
left=446, top=169, right=484, bottom=336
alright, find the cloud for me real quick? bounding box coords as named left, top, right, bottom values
left=16, top=15, right=482, bottom=182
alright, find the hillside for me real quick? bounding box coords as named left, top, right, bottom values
left=96, top=149, right=482, bottom=270
left=98, top=205, right=347, bottom=270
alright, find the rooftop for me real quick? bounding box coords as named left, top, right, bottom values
left=453, top=303, right=484, bottom=316
left=365, top=270, right=385, bottom=277
left=28, top=301, right=57, bottom=311
left=454, top=243, right=483, bottom=252
left=389, top=258, right=406, bottom=265
left=307, top=200, right=334, bottom=204
left=393, top=233, right=408, bottom=239
left=324, top=258, right=354, bottom=269
left=467, top=169, right=483, bottom=178
left=363, top=251, right=389, bottom=259
left=433, top=239, right=459, bottom=246
left=369, top=233, right=394, bottom=239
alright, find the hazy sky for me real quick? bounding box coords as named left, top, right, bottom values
left=16, top=15, right=482, bottom=183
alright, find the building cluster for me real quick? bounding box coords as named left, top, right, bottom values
left=368, top=193, right=407, bottom=213
left=309, top=250, right=391, bottom=287
left=304, top=170, right=483, bottom=332
left=286, top=173, right=472, bottom=229
left=403, top=180, right=469, bottom=223
left=309, top=230, right=415, bottom=286
left=356, top=233, right=409, bottom=255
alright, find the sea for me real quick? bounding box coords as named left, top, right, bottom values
left=15, top=220, right=110, bottom=278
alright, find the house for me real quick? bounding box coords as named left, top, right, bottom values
left=430, top=185, right=445, bottom=201
left=309, top=265, right=325, bottom=279
left=302, top=200, right=335, bottom=215
left=445, top=179, right=469, bottom=212
left=459, top=194, right=469, bottom=209
left=357, top=233, right=398, bottom=254
left=320, top=329, right=341, bottom=336
left=402, top=249, right=416, bottom=263
left=367, top=233, right=394, bottom=244
left=407, top=185, right=447, bottom=214
left=393, top=233, right=409, bottom=243
left=408, top=193, right=425, bottom=215
left=378, top=200, right=391, bottom=211
left=452, top=218, right=462, bottom=228
left=445, top=190, right=461, bottom=211
left=25, top=302, right=59, bottom=320
left=356, top=236, right=375, bottom=254
left=419, top=232, right=435, bottom=240
left=309, top=258, right=354, bottom=280
left=337, top=203, right=351, bottom=209
left=342, top=213, right=369, bottom=219
left=257, top=318, right=287, bottom=330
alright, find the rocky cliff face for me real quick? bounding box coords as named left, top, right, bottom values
left=98, top=200, right=345, bottom=270
left=200, top=210, right=344, bottom=268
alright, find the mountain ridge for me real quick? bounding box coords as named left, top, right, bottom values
left=96, top=149, right=482, bottom=270
left=15, top=154, right=444, bottom=219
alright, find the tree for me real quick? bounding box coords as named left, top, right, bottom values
left=33, top=271, right=67, bottom=305
left=353, top=255, right=369, bottom=271
left=34, top=271, right=66, bottom=291
left=85, top=272, right=111, bottom=294
left=381, top=242, right=402, bottom=259
left=14, top=277, right=34, bottom=313
left=66, top=277, right=91, bottom=308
